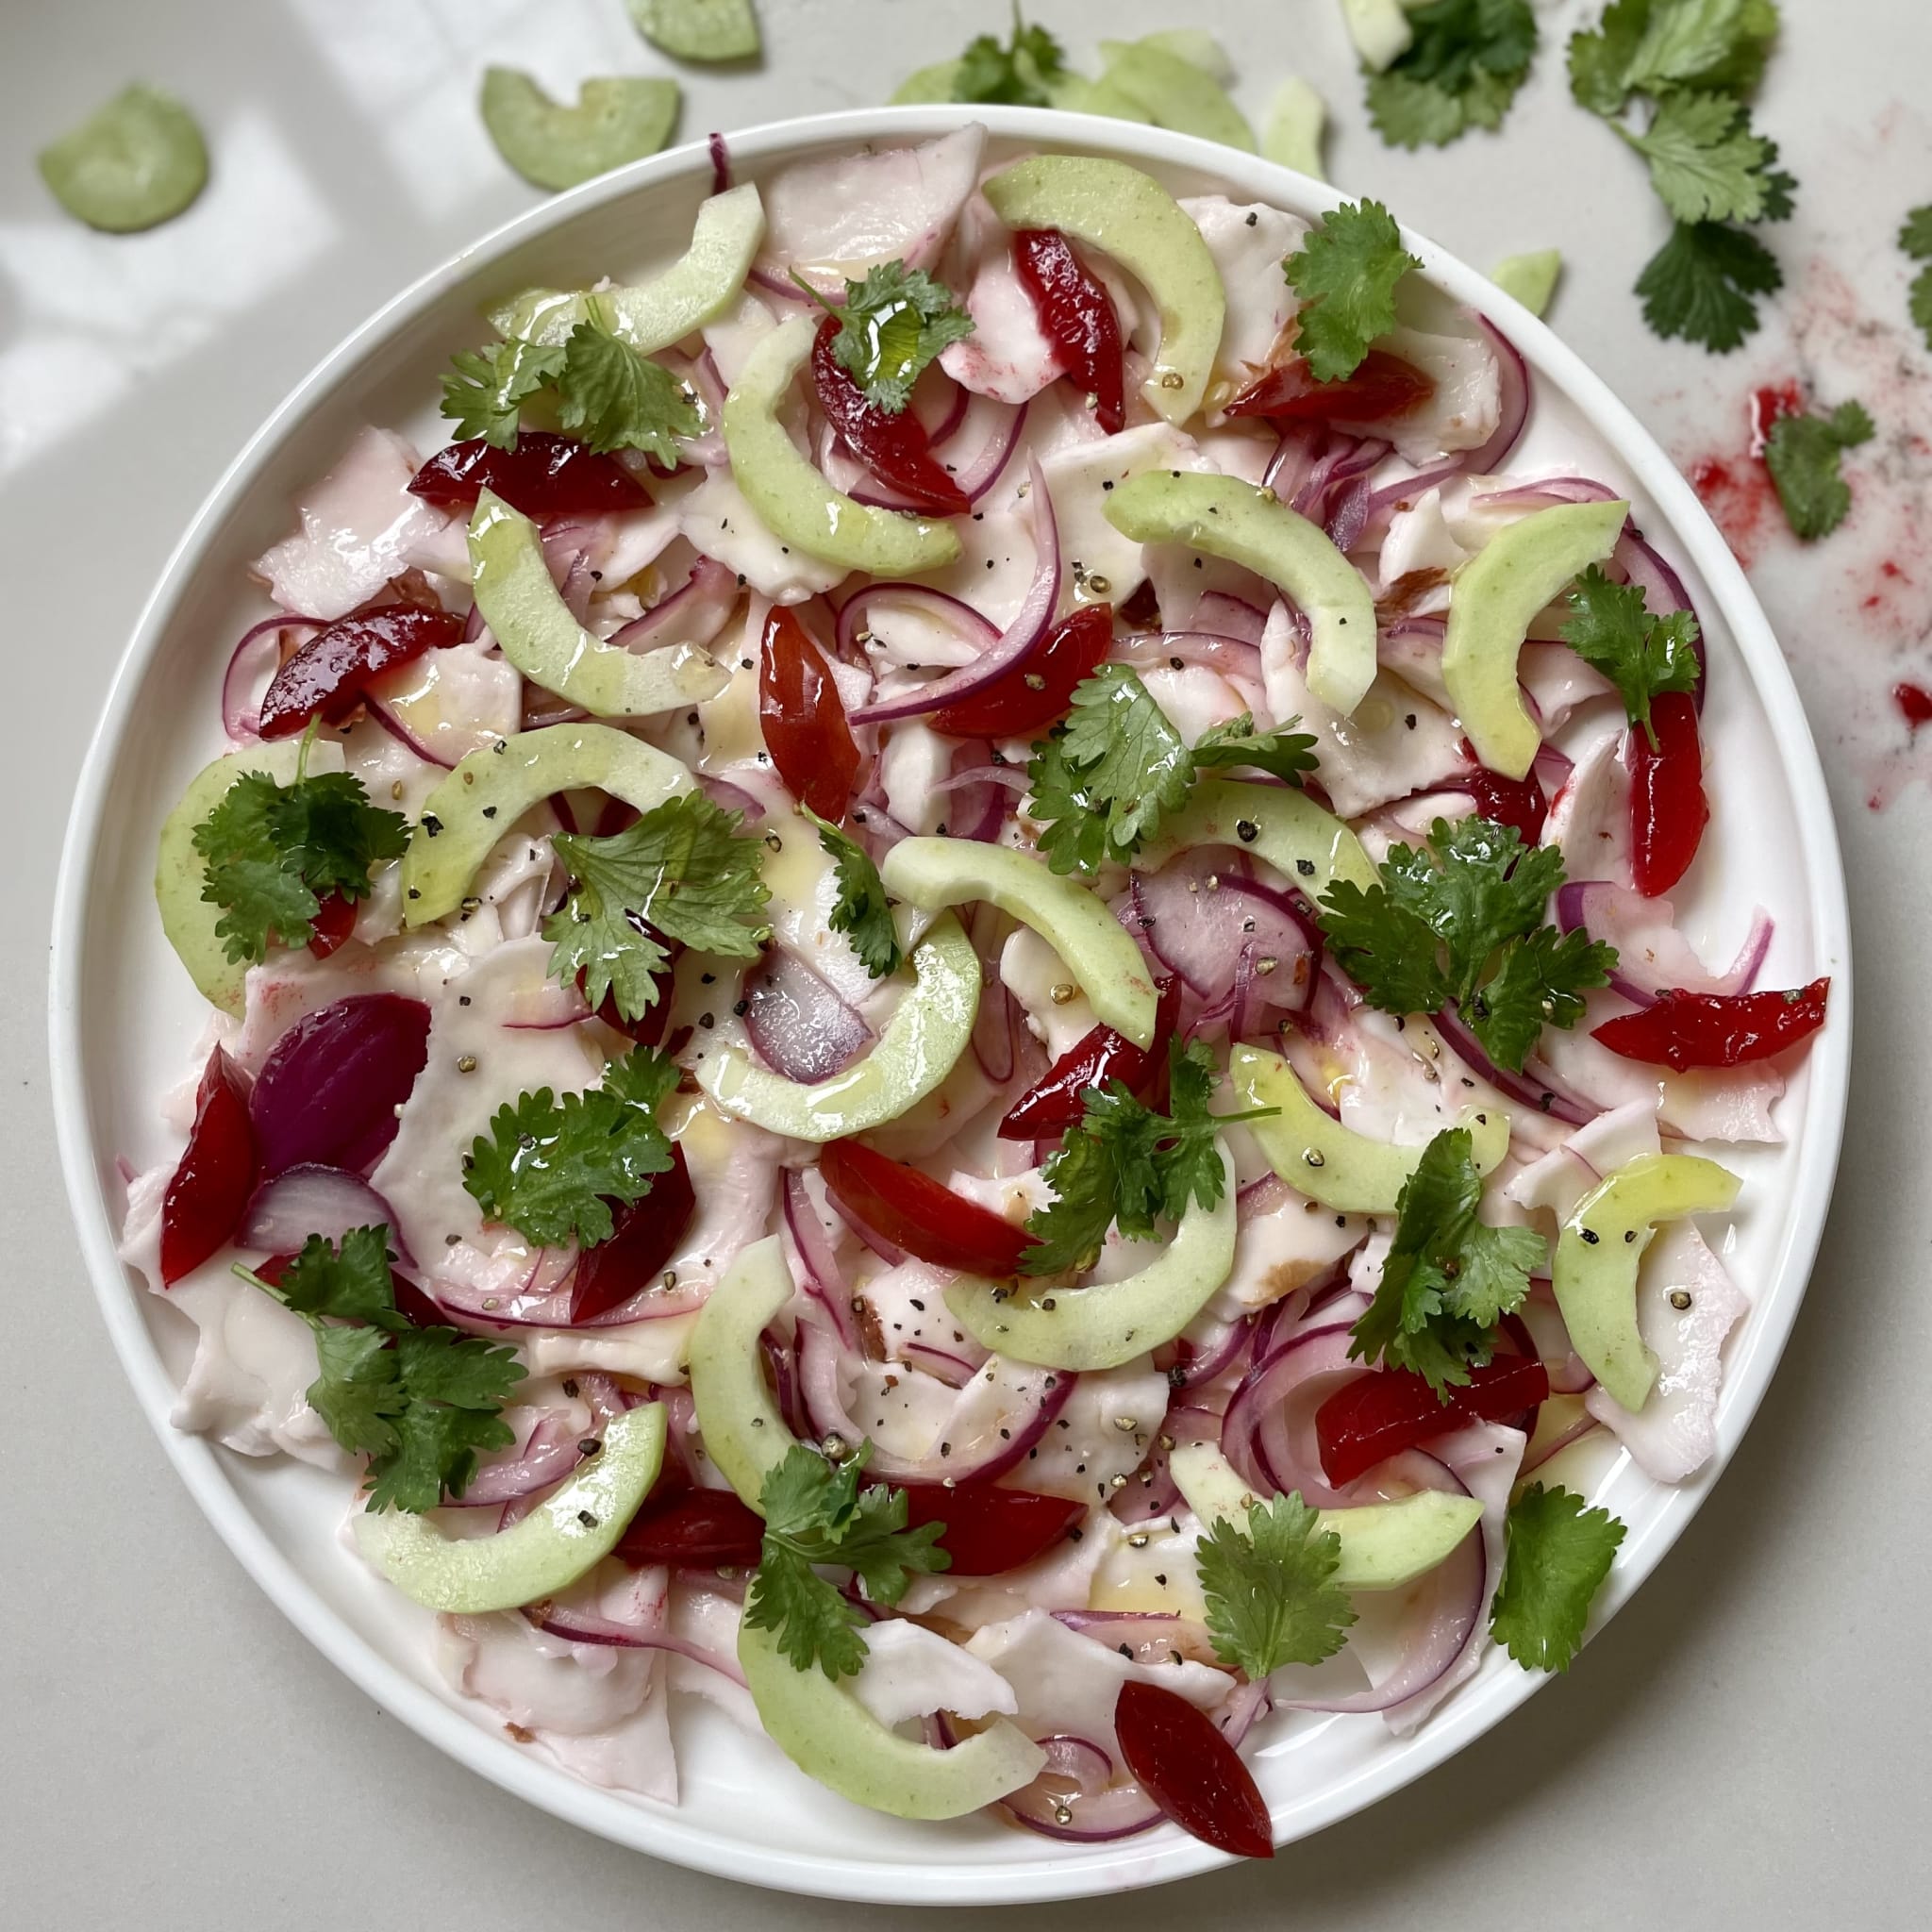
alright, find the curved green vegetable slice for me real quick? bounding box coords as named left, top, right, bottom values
left=981, top=156, right=1225, bottom=425
left=1231, top=1044, right=1509, bottom=1214
left=351, top=1405, right=666, bottom=1612
left=479, top=69, right=679, bottom=193
left=401, top=721, right=691, bottom=926
left=688, top=1236, right=797, bottom=1507
left=1490, top=249, right=1562, bottom=319
left=626, top=0, right=760, bottom=62
left=1263, top=76, right=1328, bottom=181
left=156, top=738, right=346, bottom=1014
left=38, top=85, right=208, bottom=233
left=1341, top=0, right=1415, bottom=71
left=1105, top=470, right=1377, bottom=716
left=720, top=317, right=962, bottom=575
left=469, top=490, right=728, bottom=718
left=1044, top=73, right=1155, bottom=121
left=1441, top=497, right=1629, bottom=780
left=946, top=1143, right=1237, bottom=1371
left=696, top=912, right=978, bottom=1141
left=879, top=838, right=1158, bottom=1048
left=739, top=1620, right=1045, bottom=1819
left=1554, top=1152, right=1740, bottom=1412
left=1136, top=776, right=1376, bottom=897
left=1097, top=41, right=1256, bottom=151
left=490, top=182, right=766, bottom=351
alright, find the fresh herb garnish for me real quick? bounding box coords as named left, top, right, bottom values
left=1617, top=91, right=1789, bottom=224
left=743, top=1441, right=951, bottom=1676
left=1903, top=205, right=1932, bottom=349
left=1762, top=399, right=1874, bottom=541
left=1196, top=1491, right=1357, bottom=1678
left=1350, top=1126, right=1546, bottom=1394
left=801, top=260, right=975, bottom=414
left=1633, top=216, right=1785, bottom=353
left=802, top=808, right=901, bottom=979
left=1365, top=0, right=1540, bottom=151
left=957, top=5, right=1068, bottom=106
left=1281, top=200, right=1421, bottom=383
left=1558, top=566, right=1703, bottom=743
left=1489, top=1481, right=1627, bottom=1670
left=441, top=338, right=567, bottom=449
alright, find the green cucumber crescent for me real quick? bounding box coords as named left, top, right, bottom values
left=1096, top=41, right=1256, bottom=151
left=38, top=85, right=208, bottom=233
left=879, top=837, right=1158, bottom=1048
left=470, top=491, right=728, bottom=718
left=697, top=913, right=978, bottom=1141
left=351, top=1405, right=667, bottom=1612
left=401, top=723, right=692, bottom=925
left=946, top=1142, right=1237, bottom=1371
left=478, top=70, right=679, bottom=193
left=1554, top=1151, right=1740, bottom=1412
left=721, top=317, right=962, bottom=575
left=1230, top=1044, right=1509, bottom=1214
left=625, top=0, right=760, bottom=62
left=981, top=156, right=1225, bottom=425
left=1441, top=497, right=1629, bottom=779
left=687, top=1236, right=799, bottom=1508
left=739, top=1620, right=1045, bottom=1819
left=1136, top=776, right=1376, bottom=896
left=1105, top=471, right=1377, bottom=716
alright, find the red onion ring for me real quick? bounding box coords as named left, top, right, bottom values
left=223, top=614, right=322, bottom=741
left=608, top=557, right=739, bottom=656
left=1131, top=849, right=1319, bottom=1003
left=1430, top=1007, right=1598, bottom=1127
left=239, top=1164, right=415, bottom=1266
left=781, top=1168, right=858, bottom=1350
left=742, top=947, right=873, bottom=1084
left=966, top=900, right=1017, bottom=1084
left=1110, top=630, right=1264, bottom=684
left=1191, top=591, right=1269, bottom=645
left=445, top=1413, right=585, bottom=1507
left=1555, top=881, right=1772, bottom=1006
left=362, top=692, right=457, bottom=770
left=836, top=583, right=998, bottom=664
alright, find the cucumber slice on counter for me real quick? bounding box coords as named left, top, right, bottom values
left=626, top=0, right=760, bottom=63
left=1096, top=41, right=1256, bottom=151
left=891, top=60, right=965, bottom=106
left=38, top=84, right=208, bottom=232
left=1341, top=0, right=1417, bottom=72
left=1263, top=76, right=1328, bottom=181
left=1114, top=29, right=1235, bottom=85
left=479, top=69, right=679, bottom=193
left=688, top=1236, right=798, bottom=1508
left=1490, top=249, right=1562, bottom=319
left=1043, top=74, right=1156, bottom=123
left=1136, top=776, right=1377, bottom=897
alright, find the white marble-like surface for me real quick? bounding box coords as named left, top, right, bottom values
left=4, top=2, right=1928, bottom=1924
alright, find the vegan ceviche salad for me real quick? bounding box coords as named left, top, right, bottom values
left=120, top=126, right=1830, bottom=1857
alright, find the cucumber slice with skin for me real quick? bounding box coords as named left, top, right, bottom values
left=38, top=85, right=208, bottom=233
left=720, top=317, right=962, bottom=575
left=739, top=1619, right=1045, bottom=1819
left=1111, top=29, right=1235, bottom=85
left=1230, top=1044, right=1509, bottom=1214
left=1044, top=74, right=1155, bottom=122
left=981, top=157, right=1225, bottom=425
left=696, top=912, right=979, bottom=1141
left=626, top=0, right=760, bottom=63
left=1105, top=470, right=1377, bottom=716
left=1554, top=1152, right=1740, bottom=1413
left=491, top=183, right=766, bottom=352
left=879, top=838, right=1158, bottom=1048
left=1441, top=497, right=1630, bottom=780
left=401, top=722, right=692, bottom=926
left=891, top=60, right=964, bottom=105
left=1135, top=777, right=1377, bottom=897
left=1097, top=42, right=1256, bottom=151
left=1263, top=76, right=1328, bottom=182
left=352, top=1405, right=667, bottom=1612
left=469, top=491, right=729, bottom=719
left=479, top=70, right=679, bottom=193
left=687, top=1236, right=797, bottom=1508
left=156, top=737, right=347, bottom=1015
left=1169, top=1441, right=1484, bottom=1591
left=1490, top=249, right=1562, bottom=320
left=946, top=1143, right=1237, bottom=1370
left=1341, top=0, right=1416, bottom=71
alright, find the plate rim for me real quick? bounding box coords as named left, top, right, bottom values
left=48, top=103, right=1853, bottom=1905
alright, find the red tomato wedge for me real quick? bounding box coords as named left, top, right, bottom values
left=616, top=1475, right=766, bottom=1570
left=896, top=1483, right=1085, bottom=1575
left=1224, top=348, right=1435, bottom=425
left=307, top=891, right=358, bottom=959
left=1011, top=228, right=1124, bottom=434
left=1628, top=693, right=1707, bottom=896
left=998, top=974, right=1180, bottom=1139
left=406, top=431, right=649, bottom=518
left=569, top=1143, right=697, bottom=1324
left=759, top=606, right=860, bottom=823
left=159, top=1046, right=258, bottom=1284
left=927, top=603, right=1114, bottom=739
left=809, top=318, right=971, bottom=516
left=1457, top=741, right=1548, bottom=843
left=1591, top=977, right=1830, bottom=1073
left=1315, top=1356, right=1551, bottom=1488
left=1113, top=1680, right=1274, bottom=1859
left=258, top=606, right=465, bottom=739
left=821, top=1139, right=1036, bottom=1276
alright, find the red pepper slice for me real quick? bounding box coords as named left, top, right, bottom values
left=159, top=1047, right=258, bottom=1285
left=406, top=432, right=649, bottom=518
left=307, top=891, right=358, bottom=959
left=1314, top=1357, right=1552, bottom=1489
left=258, top=606, right=466, bottom=739
left=1628, top=692, right=1707, bottom=896
left=759, top=606, right=860, bottom=823
left=569, top=1143, right=697, bottom=1324
left=926, top=603, right=1114, bottom=739
left=1225, top=348, right=1435, bottom=425
left=808, top=318, right=971, bottom=517
left=1113, top=1680, right=1274, bottom=1860
left=1591, top=976, right=1830, bottom=1073
left=896, top=1483, right=1084, bottom=1575
left=1011, top=228, right=1124, bottom=434
left=821, top=1140, right=1036, bottom=1276
left=616, top=1474, right=766, bottom=1570
left=1457, top=741, right=1547, bottom=844
left=998, top=974, right=1181, bottom=1140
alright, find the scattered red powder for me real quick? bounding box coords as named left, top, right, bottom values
left=1748, top=382, right=1803, bottom=456
left=1684, top=449, right=1780, bottom=568
left=1893, top=682, right=1932, bottom=728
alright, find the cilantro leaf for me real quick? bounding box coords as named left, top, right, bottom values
left=1901, top=206, right=1932, bottom=260
left=802, top=807, right=902, bottom=979
left=1191, top=713, right=1321, bottom=787
left=1015, top=1126, right=1123, bottom=1278
left=1490, top=1482, right=1626, bottom=1671
left=956, top=8, right=1066, bottom=107
left=1620, top=92, right=1780, bottom=224
left=551, top=320, right=700, bottom=461
left=1558, top=564, right=1703, bottom=741
left=810, top=261, right=974, bottom=415
left=1283, top=200, right=1421, bottom=383
left=548, top=792, right=771, bottom=1021
left=1350, top=1127, right=1546, bottom=1393
left=307, top=1324, right=403, bottom=1459
left=1762, top=399, right=1874, bottom=541
left=440, top=337, right=566, bottom=448
left=1568, top=0, right=1780, bottom=119
left=462, top=1047, right=679, bottom=1247
left=1634, top=218, right=1782, bottom=352
left=1365, top=0, right=1538, bottom=151
left=1197, top=1491, right=1357, bottom=1678
left=1473, top=923, right=1625, bottom=1074
left=1913, top=268, right=1932, bottom=353
left=271, top=1224, right=401, bottom=1328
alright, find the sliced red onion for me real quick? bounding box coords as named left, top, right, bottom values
left=899, top=1341, right=983, bottom=1388
left=529, top=1604, right=747, bottom=1685
left=695, top=773, right=770, bottom=822
left=935, top=742, right=1024, bottom=844
left=447, top=1414, right=585, bottom=1507
left=967, top=900, right=1017, bottom=1084
left=363, top=692, right=457, bottom=770
left=223, top=614, right=321, bottom=741
left=1616, top=525, right=1706, bottom=706
left=608, top=556, right=739, bottom=656
left=1237, top=1170, right=1293, bottom=1221
left=782, top=1167, right=858, bottom=1350
left=827, top=1188, right=909, bottom=1267
left=1110, top=630, right=1264, bottom=684
left=239, top=1164, right=413, bottom=1265
left=251, top=994, right=431, bottom=1178
left=708, top=130, right=731, bottom=194
left=835, top=582, right=998, bottom=664
left=742, top=948, right=873, bottom=1083
left=1431, top=1007, right=1598, bottom=1128
left=1220, top=1321, right=1365, bottom=1507
left=1132, top=849, right=1319, bottom=1004
left=1555, top=881, right=1772, bottom=1005
left=1001, top=1749, right=1165, bottom=1845
left=1189, top=591, right=1269, bottom=645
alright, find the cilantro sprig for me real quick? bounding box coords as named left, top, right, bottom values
left=802, top=808, right=901, bottom=979
left=1762, top=399, right=1874, bottom=541
left=239, top=1226, right=525, bottom=1513
left=1350, top=1126, right=1546, bottom=1394
left=1489, top=1482, right=1627, bottom=1671
left=462, top=1046, right=681, bottom=1248
left=1366, top=0, right=1540, bottom=152
left=1558, top=566, right=1702, bottom=743
left=744, top=1442, right=950, bottom=1677
left=801, top=260, right=975, bottom=414
left=1196, top=1491, right=1357, bottom=1678
left=1315, top=816, right=1616, bottom=1074
left=1904, top=206, right=1932, bottom=349
left=1282, top=201, right=1421, bottom=384
left=956, top=6, right=1068, bottom=106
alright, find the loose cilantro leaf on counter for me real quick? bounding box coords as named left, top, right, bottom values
left=1568, top=0, right=1780, bottom=118
left=804, top=260, right=974, bottom=413
left=1316, top=816, right=1616, bottom=1073
left=745, top=1442, right=950, bottom=1676
left=1490, top=1482, right=1627, bottom=1671
left=440, top=337, right=567, bottom=448
left=802, top=808, right=901, bottom=979
left=1282, top=200, right=1420, bottom=383
left=462, top=1046, right=680, bottom=1247
left=1762, top=399, right=1874, bottom=541
left=1558, top=565, right=1702, bottom=743
left=957, top=7, right=1068, bottom=106
left=1633, top=217, right=1782, bottom=350
left=1366, top=0, right=1539, bottom=151
left=1350, top=1127, right=1546, bottom=1393
left=1904, top=206, right=1932, bottom=349
left=1618, top=91, right=1782, bottom=223
left=1197, top=1491, right=1356, bottom=1677
left=552, top=319, right=701, bottom=460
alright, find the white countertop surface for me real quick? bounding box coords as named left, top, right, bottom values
left=5, top=2, right=1928, bottom=1923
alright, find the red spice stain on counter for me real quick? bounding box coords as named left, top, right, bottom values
left=1893, top=681, right=1932, bottom=728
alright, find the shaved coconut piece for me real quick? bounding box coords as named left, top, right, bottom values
left=1177, top=195, right=1308, bottom=397
left=362, top=639, right=524, bottom=773
left=1340, top=328, right=1500, bottom=465
left=860, top=591, right=987, bottom=670
left=1520, top=639, right=1613, bottom=734
left=1019, top=1364, right=1170, bottom=1506
left=702, top=291, right=779, bottom=391
left=1543, top=726, right=1632, bottom=885
left=255, top=427, right=457, bottom=621
left=941, top=215, right=1064, bottom=403
left=1191, top=423, right=1275, bottom=488
left=1378, top=488, right=1469, bottom=590
left=676, top=468, right=845, bottom=603
left=899, top=1508, right=1120, bottom=1625
left=1142, top=663, right=1248, bottom=746
left=229, top=935, right=463, bottom=1073
left=1001, top=923, right=1097, bottom=1060
left=851, top=1619, right=1021, bottom=1727
left=1041, top=419, right=1206, bottom=608
left=892, top=498, right=1036, bottom=626
left=1217, top=1185, right=1365, bottom=1312
left=1507, top=1100, right=1662, bottom=1220
left=578, top=485, right=699, bottom=593
left=858, top=1258, right=972, bottom=1359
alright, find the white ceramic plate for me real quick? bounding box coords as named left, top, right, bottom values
left=50, top=107, right=1852, bottom=1905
